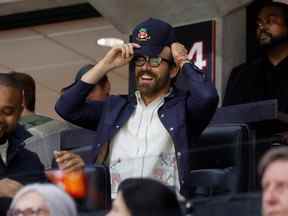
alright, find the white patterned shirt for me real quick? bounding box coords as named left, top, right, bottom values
left=108, top=90, right=180, bottom=197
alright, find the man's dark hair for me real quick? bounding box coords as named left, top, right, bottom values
left=0, top=73, right=22, bottom=90
left=77, top=64, right=109, bottom=88
left=118, top=178, right=182, bottom=216
left=97, top=74, right=109, bottom=89
left=9, top=72, right=36, bottom=112
left=258, top=146, right=288, bottom=179
left=259, top=1, right=288, bottom=27
left=61, top=64, right=109, bottom=93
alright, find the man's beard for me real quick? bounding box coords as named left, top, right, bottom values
left=0, top=133, right=9, bottom=145
left=0, top=125, right=11, bottom=145
left=258, top=31, right=288, bottom=50
left=136, top=70, right=170, bottom=96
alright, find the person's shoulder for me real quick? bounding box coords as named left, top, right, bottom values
left=8, top=134, right=42, bottom=164
left=107, top=94, right=130, bottom=102
left=182, top=62, right=202, bottom=73
left=230, top=58, right=264, bottom=79
left=103, top=94, right=135, bottom=109
left=20, top=114, right=53, bottom=129
left=233, top=57, right=264, bottom=70
left=9, top=124, right=33, bottom=146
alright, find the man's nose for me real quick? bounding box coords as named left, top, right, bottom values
left=263, top=187, right=278, bottom=205
left=141, top=61, right=152, bottom=71
left=258, top=22, right=264, bottom=29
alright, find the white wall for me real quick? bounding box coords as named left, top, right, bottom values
left=0, top=17, right=129, bottom=119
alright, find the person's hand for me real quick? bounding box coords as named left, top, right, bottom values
left=54, top=151, right=85, bottom=173
left=101, top=43, right=141, bottom=71
left=0, top=178, right=23, bottom=197
left=171, top=42, right=189, bottom=69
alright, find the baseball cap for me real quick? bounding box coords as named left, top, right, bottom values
left=131, top=18, right=176, bottom=57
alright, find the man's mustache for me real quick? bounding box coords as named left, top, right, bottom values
left=259, top=31, right=273, bottom=39
left=136, top=71, right=157, bottom=80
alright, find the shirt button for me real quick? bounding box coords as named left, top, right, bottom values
left=177, top=152, right=181, bottom=157
left=115, top=125, right=120, bottom=129
left=181, top=180, right=184, bottom=184
left=186, top=202, right=192, bottom=209
left=169, top=127, right=174, bottom=131
left=160, top=114, right=165, bottom=118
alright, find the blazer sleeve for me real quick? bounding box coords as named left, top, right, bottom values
left=182, top=63, right=219, bottom=136
left=55, top=80, right=104, bottom=130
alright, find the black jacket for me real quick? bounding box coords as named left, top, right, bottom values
left=223, top=56, right=288, bottom=113
left=0, top=124, right=46, bottom=214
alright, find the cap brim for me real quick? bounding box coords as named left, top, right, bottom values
left=134, top=46, right=162, bottom=57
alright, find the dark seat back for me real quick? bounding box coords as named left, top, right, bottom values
left=80, top=165, right=111, bottom=211
left=188, top=193, right=261, bottom=216
left=190, top=123, right=254, bottom=196
left=60, top=127, right=97, bottom=150
left=188, top=168, right=237, bottom=198
left=60, top=128, right=97, bottom=163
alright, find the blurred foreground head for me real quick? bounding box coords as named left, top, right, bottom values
left=107, top=178, right=182, bottom=216
left=8, top=183, right=77, bottom=216
left=259, top=147, right=288, bottom=216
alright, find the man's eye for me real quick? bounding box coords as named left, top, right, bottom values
left=150, top=57, right=161, bottom=64
left=2, top=108, right=15, bottom=115
left=136, top=58, right=145, bottom=62
left=267, top=16, right=278, bottom=24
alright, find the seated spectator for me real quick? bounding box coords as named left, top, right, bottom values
left=7, top=183, right=77, bottom=216
left=223, top=2, right=288, bottom=111
left=9, top=72, right=54, bottom=128
left=9, top=71, right=77, bottom=169
left=0, top=73, right=46, bottom=214
left=61, top=64, right=111, bottom=102
left=259, top=147, right=288, bottom=216
left=107, top=178, right=183, bottom=216
left=55, top=18, right=218, bottom=199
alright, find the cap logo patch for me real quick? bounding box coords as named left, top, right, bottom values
left=136, top=28, right=150, bottom=41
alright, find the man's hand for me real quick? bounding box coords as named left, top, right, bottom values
left=81, top=43, right=141, bottom=84
left=101, top=43, right=141, bottom=71
left=0, top=178, right=23, bottom=197
left=54, top=151, right=85, bottom=173
left=171, top=42, right=189, bottom=69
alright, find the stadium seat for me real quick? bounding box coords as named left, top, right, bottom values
left=188, top=123, right=254, bottom=198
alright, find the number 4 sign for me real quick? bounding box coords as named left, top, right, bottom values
left=174, top=20, right=215, bottom=82
left=188, top=41, right=207, bottom=70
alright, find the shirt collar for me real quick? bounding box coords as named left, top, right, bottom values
left=134, top=88, right=173, bottom=106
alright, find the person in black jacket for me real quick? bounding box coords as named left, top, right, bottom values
left=223, top=2, right=288, bottom=144
left=0, top=73, right=46, bottom=214
left=223, top=2, right=288, bottom=110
